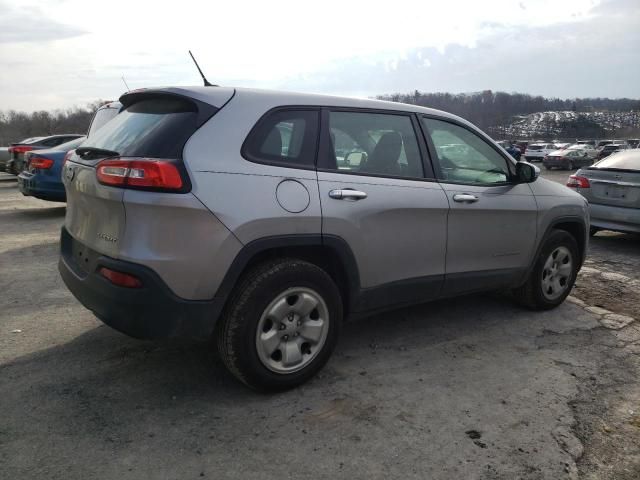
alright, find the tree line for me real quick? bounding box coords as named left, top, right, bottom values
left=0, top=101, right=104, bottom=146
left=2, top=91, right=639, bottom=146
left=377, top=90, right=640, bottom=135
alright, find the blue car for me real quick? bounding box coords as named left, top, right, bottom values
left=17, top=136, right=86, bottom=202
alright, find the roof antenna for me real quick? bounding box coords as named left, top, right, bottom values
left=121, top=76, right=130, bottom=92
left=189, top=50, right=216, bottom=87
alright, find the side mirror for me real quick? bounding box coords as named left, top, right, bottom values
left=515, top=161, right=540, bottom=183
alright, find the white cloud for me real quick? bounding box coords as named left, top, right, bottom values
left=0, top=0, right=636, bottom=111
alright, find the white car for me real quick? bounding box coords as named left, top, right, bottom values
left=525, top=143, right=556, bottom=162
left=566, top=144, right=598, bottom=159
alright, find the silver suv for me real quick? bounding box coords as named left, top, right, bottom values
left=59, top=87, right=589, bottom=390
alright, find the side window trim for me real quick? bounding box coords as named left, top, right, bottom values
left=241, top=106, right=321, bottom=171
left=418, top=114, right=516, bottom=186
left=317, top=106, right=433, bottom=182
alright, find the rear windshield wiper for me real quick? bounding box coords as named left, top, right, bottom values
left=76, top=146, right=120, bottom=158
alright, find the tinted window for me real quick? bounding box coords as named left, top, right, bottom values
left=422, top=118, right=510, bottom=185
left=88, top=106, right=120, bottom=137
left=324, top=111, right=423, bottom=178
left=81, top=98, right=200, bottom=159
left=55, top=137, right=86, bottom=151
left=243, top=110, right=319, bottom=167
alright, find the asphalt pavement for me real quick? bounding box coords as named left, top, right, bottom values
left=1, top=171, right=639, bottom=480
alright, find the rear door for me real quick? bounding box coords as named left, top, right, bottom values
left=317, top=109, right=449, bottom=311
left=420, top=116, right=538, bottom=295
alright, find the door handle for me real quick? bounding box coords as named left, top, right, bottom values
left=329, top=189, right=368, bottom=200
left=452, top=193, right=479, bottom=203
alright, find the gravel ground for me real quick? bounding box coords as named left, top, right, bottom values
left=1, top=171, right=639, bottom=479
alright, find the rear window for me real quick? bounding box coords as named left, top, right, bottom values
left=593, top=151, right=640, bottom=170
left=528, top=145, right=544, bottom=150
left=88, top=106, right=120, bottom=137
left=82, top=98, right=200, bottom=159
left=55, top=137, right=86, bottom=151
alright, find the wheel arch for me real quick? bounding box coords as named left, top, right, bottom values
left=214, top=235, right=360, bottom=316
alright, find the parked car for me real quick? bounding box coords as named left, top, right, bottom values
left=524, top=143, right=556, bottom=162
left=59, top=86, right=589, bottom=391
left=597, top=144, right=627, bottom=160
left=595, top=140, right=613, bottom=149
left=543, top=148, right=593, bottom=170
left=554, top=143, right=571, bottom=150
left=566, top=143, right=598, bottom=159
left=496, top=141, right=521, bottom=160
left=514, top=141, right=528, bottom=154
left=7, top=134, right=83, bottom=175
left=0, top=147, right=9, bottom=172
left=17, top=136, right=86, bottom=202
left=626, top=139, right=639, bottom=149
left=568, top=150, right=640, bottom=235
left=87, top=101, right=121, bottom=137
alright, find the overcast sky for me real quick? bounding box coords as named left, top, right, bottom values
left=1, top=0, right=638, bottom=112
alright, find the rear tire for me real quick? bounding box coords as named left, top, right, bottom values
left=512, top=230, right=579, bottom=310
left=216, top=258, right=342, bottom=391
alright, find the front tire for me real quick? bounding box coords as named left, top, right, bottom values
left=216, top=259, right=342, bottom=391
left=513, top=230, right=579, bottom=310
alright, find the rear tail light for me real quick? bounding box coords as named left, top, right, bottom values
left=96, top=158, right=185, bottom=191
left=10, top=146, right=35, bottom=155
left=567, top=175, right=590, bottom=188
left=62, top=150, right=75, bottom=167
left=29, top=157, right=54, bottom=170
left=98, top=267, right=143, bottom=288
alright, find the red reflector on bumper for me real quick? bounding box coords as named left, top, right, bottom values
left=98, top=267, right=143, bottom=288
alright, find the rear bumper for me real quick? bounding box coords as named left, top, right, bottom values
left=18, top=172, right=66, bottom=201
left=58, top=227, right=224, bottom=339
left=589, top=203, right=640, bottom=234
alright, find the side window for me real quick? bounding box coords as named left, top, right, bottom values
left=243, top=109, right=319, bottom=168
left=422, top=118, right=510, bottom=185
left=324, top=111, right=424, bottom=179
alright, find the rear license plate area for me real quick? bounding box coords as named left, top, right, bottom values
left=604, top=186, right=627, bottom=199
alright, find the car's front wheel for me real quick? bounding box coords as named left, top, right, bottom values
left=216, top=259, right=342, bottom=391
left=513, top=230, right=579, bottom=310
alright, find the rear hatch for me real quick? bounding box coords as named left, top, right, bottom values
left=581, top=152, right=640, bottom=208
left=63, top=87, right=234, bottom=258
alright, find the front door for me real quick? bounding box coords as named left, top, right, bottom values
left=420, top=116, right=538, bottom=295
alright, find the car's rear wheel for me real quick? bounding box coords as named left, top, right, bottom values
left=512, top=230, right=579, bottom=310
left=216, top=259, right=342, bottom=391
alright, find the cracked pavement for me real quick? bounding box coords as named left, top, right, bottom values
left=1, top=171, right=639, bottom=479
